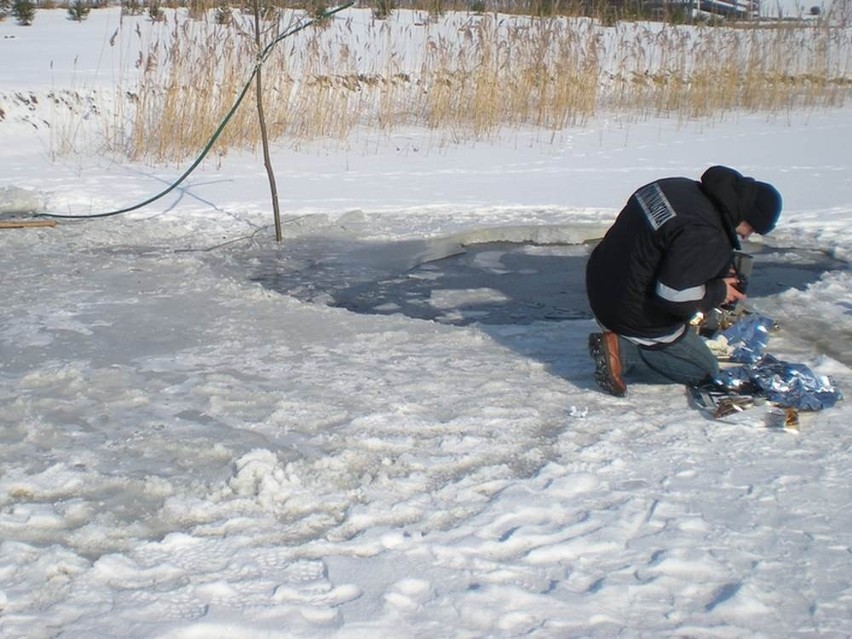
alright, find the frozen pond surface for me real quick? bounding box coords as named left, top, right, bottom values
left=252, top=237, right=847, bottom=339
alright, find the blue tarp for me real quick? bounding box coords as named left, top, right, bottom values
left=722, top=314, right=776, bottom=364
left=713, top=315, right=843, bottom=411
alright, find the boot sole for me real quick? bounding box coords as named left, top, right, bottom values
left=588, top=333, right=627, bottom=397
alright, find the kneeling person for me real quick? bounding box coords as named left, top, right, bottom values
left=585, top=165, right=782, bottom=396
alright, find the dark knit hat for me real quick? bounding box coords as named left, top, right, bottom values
left=744, top=181, right=782, bottom=235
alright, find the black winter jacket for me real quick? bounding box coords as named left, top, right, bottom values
left=585, top=166, right=762, bottom=345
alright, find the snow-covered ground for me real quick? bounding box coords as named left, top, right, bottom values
left=1, top=8, right=851, bottom=639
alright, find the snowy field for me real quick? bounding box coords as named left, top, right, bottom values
left=1, top=7, right=851, bottom=639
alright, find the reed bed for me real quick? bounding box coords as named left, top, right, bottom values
left=85, top=6, right=852, bottom=161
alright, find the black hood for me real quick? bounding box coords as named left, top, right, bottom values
left=699, top=165, right=763, bottom=246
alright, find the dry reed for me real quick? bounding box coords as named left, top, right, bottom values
left=57, top=5, right=852, bottom=161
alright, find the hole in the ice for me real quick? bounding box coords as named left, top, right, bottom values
left=329, top=242, right=593, bottom=326
left=251, top=239, right=846, bottom=328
